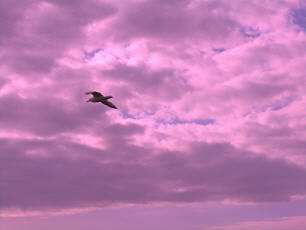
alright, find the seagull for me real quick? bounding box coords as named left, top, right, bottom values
left=85, top=91, right=117, bottom=109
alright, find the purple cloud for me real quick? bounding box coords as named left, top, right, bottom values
left=102, top=64, right=193, bottom=102
left=1, top=138, right=306, bottom=211
left=0, top=0, right=116, bottom=76
left=105, top=0, right=240, bottom=45
left=1, top=1, right=306, bottom=229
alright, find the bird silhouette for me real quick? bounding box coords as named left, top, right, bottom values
left=85, top=91, right=117, bottom=109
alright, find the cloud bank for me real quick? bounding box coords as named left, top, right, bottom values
left=1, top=0, right=306, bottom=215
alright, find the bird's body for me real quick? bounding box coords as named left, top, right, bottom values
left=86, top=91, right=117, bottom=109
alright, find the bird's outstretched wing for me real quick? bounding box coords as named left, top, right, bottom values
left=101, top=100, right=117, bottom=109
left=85, top=91, right=103, bottom=97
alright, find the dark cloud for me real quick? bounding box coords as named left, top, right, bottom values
left=0, top=0, right=117, bottom=75
left=102, top=64, right=193, bottom=102
left=238, top=81, right=294, bottom=102
left=0, top=77, right=7, bottom=89
left=1, top=139, right=306, bottom=212
left=0, top=94, right=110, bottom=136
left=106, top=0, right=239, bottom=43
left=212, top=81, right=295, bottom=108
left=243, top=122, right=306, bottom=156
left=34, top=1, right=116, bottom=45
left=0, top=0, right=37, bottom=44
left=4, top=54, right=57, bottom=74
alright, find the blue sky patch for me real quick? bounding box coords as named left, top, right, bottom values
left=291, top=7, right=306, bottom=31
left=240, top=26, right=261, bottom=38
left=212, top=48, right=226, bottom=53
left=158, top=117, right=215, bottom=126
left=84, top=48, right=102, bottom=59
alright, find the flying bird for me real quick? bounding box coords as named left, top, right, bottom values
left=85, top=91, right=117, bottom=109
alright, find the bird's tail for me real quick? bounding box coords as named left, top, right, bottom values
left=104, top=96, right=113, bottom=100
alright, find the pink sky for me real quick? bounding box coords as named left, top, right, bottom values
left=1, top=0, right=306, bottom=229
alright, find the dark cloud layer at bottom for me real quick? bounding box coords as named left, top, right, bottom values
left=1, top=137, right=306, bottom=212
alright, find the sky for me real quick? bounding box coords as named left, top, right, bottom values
left=1, top=0, right=306, bottom=229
